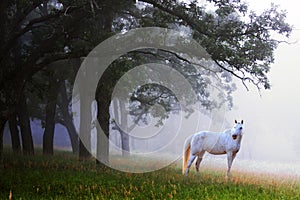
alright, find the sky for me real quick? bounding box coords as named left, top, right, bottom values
left=225, top=0, right=300, bottom=164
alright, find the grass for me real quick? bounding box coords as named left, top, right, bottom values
left=0, top=149, right=299, bottom=200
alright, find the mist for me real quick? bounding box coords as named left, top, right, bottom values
left=222, top=34, right=300, bottom=176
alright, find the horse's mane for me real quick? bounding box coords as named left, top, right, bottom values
left=223, top=128, right=232, bottom=134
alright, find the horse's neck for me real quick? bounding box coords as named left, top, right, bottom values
left=223, top=129, right=232, bottom=135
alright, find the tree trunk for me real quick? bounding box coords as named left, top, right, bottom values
left=18, top=94, right=34, bottom=155
left=8, top=112, right=21, bottom=154
left=94, top=1, right=115, bottom=165
left=119, top=100, right=130, bottom=157
left=112, top=99, right=130, bottom=157
left=112, top=99, right=121, bottom=149
left=96, top=99, right=110, bottom=165
left=78, top=99, right=92, bottom=160
left=0, top=116, right=7, bottom=165
left=43, top=78, right=62, bottom=155
left=78, top=74, right=91, bottom=160
left=57, top=82, right=78, bottom=154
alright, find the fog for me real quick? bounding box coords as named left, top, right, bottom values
left=222, top=40, right=300, bottom=176
left=222, top=0, right=300, bottom=176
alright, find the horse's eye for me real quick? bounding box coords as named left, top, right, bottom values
left=239, top=127, right=243, bottom=130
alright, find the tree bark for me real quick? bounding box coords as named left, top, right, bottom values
left=114, top=99, right=130, bottom=157
left=57, top=81, right=78, bottom=154
left=0, top=116, right=7, bottom=165
left=18, top=94, right=34, bottom=155
left=8, top=112, right=21, bottom=154
left=43, top=78, right=62, bottom=155
left=78, top=100, right=92, bottom=160
left=120, top=101, right=130, bottom=157
left=96, top=99, right=110, bottom=165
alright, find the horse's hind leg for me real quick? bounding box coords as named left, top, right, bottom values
left=185, top=154, right=196, bottom=176
left=195, top=151, right=205, bottom=172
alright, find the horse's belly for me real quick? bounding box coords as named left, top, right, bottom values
left=208, top=148, right=226, bottom=155
left=203, top=136, right=226, bottom=155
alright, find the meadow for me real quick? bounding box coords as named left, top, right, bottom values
left=0, top=149, right=299, bottom=200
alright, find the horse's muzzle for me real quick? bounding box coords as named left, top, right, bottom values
left=232, top=135, right=237, bottom=140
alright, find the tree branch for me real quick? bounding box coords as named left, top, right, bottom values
left=139, top=0, right=211, bottom=38
left=133, top=49, right=223, bottom=82
left=0, top=5, right=84, bottom=61
left=213, top=59, right=250, bottom=91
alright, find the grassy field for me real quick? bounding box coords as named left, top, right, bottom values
left=1, top=149, right=299, bottom=200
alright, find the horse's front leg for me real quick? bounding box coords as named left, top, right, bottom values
left=226, top=152, right=236, bottom=180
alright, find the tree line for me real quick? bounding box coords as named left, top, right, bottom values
left=0, top=0, right=292, bottom=164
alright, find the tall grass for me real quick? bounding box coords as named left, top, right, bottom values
left=0, top=149, right=299, bottom=199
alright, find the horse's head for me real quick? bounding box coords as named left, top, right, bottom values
left=231, top=120, right=243, bottom=140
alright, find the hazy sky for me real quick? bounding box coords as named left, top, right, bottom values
left=226, top=0, right=300, bottom=163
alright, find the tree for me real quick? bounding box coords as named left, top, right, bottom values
left=78, top=68, right=93, bottom=160
left=0, top=0, right=137, bottom=160
left=57, top=80, right=79, bottom=154
left=26, top=59, right=80, bottom=155
left=111, top=99, right=130, bottom=157
left=8, top=112, right=21, bottom=154
left=43, top=71, right=63, bottom=155
left=18, top=93, right=34, bottom=155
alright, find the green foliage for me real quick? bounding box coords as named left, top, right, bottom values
left=1, top=150, right=299, bottom=199
left=0, top=0, right=292, bottom=115
left=141, top=0, right=292, bottom=90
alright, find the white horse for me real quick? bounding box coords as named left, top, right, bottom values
left=182, top=120, right=244, bottom=179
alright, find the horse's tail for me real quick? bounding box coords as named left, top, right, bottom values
left=182, top=134, right=193, bottom=174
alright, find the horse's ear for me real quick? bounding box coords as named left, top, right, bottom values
left=234, top=120, right=237, bottom=124
left=241, top=120, right=244, bottom=124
